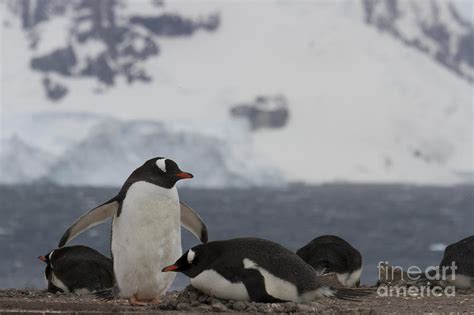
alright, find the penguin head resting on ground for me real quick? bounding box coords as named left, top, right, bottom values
left=38, top=245, right=115, bottom=294
left=162, top=247, right=205, bottom=278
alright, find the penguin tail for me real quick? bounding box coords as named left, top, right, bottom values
left=318, top=286, right=374, bottom=301
left=94, top=286, right=120, bottom=301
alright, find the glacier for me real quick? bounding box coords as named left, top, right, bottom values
left=1, top=112, right=283, bottom=187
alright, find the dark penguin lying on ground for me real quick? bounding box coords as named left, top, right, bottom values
left=38, top=245, right=115, bottom=294
left=296, top=235, right=362, bottom=287
left=162, top=237, right=370, bottom=303
left=438, top=235, right=474, bottom=289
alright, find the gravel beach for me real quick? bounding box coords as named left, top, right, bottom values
left=1, top=286, right=473, bottom=314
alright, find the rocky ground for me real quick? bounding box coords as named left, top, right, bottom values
left=1, top=286, right=473, bottom=314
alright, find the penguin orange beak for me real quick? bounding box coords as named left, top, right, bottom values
left=162, top=265, right=179, bottom=272
left=175, top=172, right=193, bottom=179
left=38, top=256, right=47, bottom=262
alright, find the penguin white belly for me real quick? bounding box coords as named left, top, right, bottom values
left=112, top=181, right=182, bottom=300
left=243, top=258, right=302, bottom=302
left=191, top=270, right=250, bottom=301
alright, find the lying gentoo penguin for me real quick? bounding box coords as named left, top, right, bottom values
left=162, top=238, right=370, bottom=303
left=38, top=245, right=115, bottom=294
left=296, top=235, right=362, bottom=287
left=438, top=235, right=474, bottom=288
left=57, top=157, right=206, bottom=305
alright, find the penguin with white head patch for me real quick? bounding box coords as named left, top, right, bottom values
left=162, top=238, right=371, bottom=303
left=38, top=245, right=115, bottom=294
left=296, top=235, right=362, bottom=288
left=58, top=157, right=207, bottom=305
left=438, top=235, right=474, bottom=289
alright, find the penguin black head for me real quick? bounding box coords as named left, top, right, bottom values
left=38, top=250, right=55, bottom=283
left=128, top=157, right=193, bottom=189
left=162, top=246, right=209, bottom=278
left=38, top=250, right=54, bottom=265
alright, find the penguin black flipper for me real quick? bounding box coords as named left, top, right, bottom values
left=241, top=269, right=286, bottom=303
left=180, top=202, right=208, bottom=243
left=58, top=198, right=120, bottom=247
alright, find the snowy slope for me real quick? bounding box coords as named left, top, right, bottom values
left=1, top=0, right=472, bottom=186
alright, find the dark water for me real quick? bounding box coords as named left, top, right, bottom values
left=0, top=184, right=472, bottom=290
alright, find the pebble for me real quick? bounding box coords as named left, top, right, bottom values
left=3, top=286, right=473, bottom=313
left=176, top=302, right=191, bottom=311
left=211, top=300, right=228, bottom=312
left=247, top=305, right=258, bottom=312
left=196, top=305, right=213, bottom=312
left=297, top=304, right=316, bottom=313
left=231, top=301, right=246, bottom=311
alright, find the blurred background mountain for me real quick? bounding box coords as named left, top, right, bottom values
left=0, top=0, right=472, bottom=187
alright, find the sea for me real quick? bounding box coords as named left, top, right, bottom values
left=0, top=183, right=472, bottom=290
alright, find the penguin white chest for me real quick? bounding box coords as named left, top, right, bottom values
left=191, top=270, right=250, bottom=301
left=112, top=181, right=182, bottom=299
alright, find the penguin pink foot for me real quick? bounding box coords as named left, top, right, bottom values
left=149, top=297, right=161, bottom=304
left=129, top=295, right=149, bottom=306
left=129, top=295, right=161, bottom=306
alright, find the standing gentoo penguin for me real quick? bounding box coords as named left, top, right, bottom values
left=38, top=245, right=115, bottom=294
left=162, top=238, right=370, bottom=303
left=296, top=235, right=362, bottom=288
left=57, top=157, right=207, bottom=305
left=438, top=235, right=474, bottom=288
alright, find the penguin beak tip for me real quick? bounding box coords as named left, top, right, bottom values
left=162, top=265, right=179, bottom=272
left=176, top=172, right=193, bottom=179
left=38, top=256, right=46, bottom=262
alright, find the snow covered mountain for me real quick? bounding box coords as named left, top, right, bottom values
left=362, top=0, right=473, bottom=82
left=0, top=0, right=472, bottom=187
left=1, top=0, right=219, bottom=101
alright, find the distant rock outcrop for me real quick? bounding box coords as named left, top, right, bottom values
left=230, top=95, right=290, bottom=131
left=3, top=0, right=219, bottom=100
left=130, top=13, right=219, bottom=37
